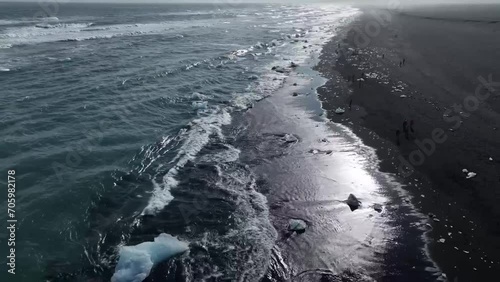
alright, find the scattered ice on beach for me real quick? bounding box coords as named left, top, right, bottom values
left=489, top=157, right=493, bottom=161
left=400, top=95, right=408, bottom=98
left=463, top=250, right=470, bottom=254
left=438, top=238, right=446, bottom=243
left=111, top=233, right=189, bottom=282
left=0, top=68, right=10, bottom=72
left=462, top=169, right=468, bottom=173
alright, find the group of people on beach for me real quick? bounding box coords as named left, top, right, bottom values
left=346, top=72, right=365, bottom=89
left=396, top=119, right=415, bottom=146
left=399, top=58, right=406, bottom=68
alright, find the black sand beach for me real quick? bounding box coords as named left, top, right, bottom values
left=315, top=5, right=500, bottom=281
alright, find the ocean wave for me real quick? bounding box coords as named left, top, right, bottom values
left=35, top=22, right=93, bottom=29
left=142, top=107, right=232, bottom=215
left=0, top=20, right=212, bottom=47
left=0, top=19, right=26, bottom=26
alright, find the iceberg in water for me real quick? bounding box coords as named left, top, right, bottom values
left=111, top=233, right=189, bottom=282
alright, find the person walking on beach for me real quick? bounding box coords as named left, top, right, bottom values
left=349, top=99, right=353, bottom=110
left=403, top=58, right=406, bottom=66
left=403, top=120, right=409, bottom=140
left=410, top=120, right=415, bottom=133
left=396, top=130, right=401, bottom=146
left=399, top=61, right=402, bottom=68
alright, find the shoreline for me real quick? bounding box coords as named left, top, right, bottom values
left=315, top=8, right=500, bottom=280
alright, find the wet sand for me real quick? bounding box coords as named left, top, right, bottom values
left=315, top=7, right=500, bottom=281
left=241, top=45, right=436, bottom=280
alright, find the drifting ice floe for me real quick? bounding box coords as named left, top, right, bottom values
left=111, top=233, right=189, bottom=282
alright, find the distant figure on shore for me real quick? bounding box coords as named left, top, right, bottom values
left=410, top=120, right=415, bottom=133
left=399, top=61, right=402, bottom=67
left=403, top=58, right=406, bottom=65
left=382, top=54, right=385, bottom=59
left=396, top=130, right=401, bottom=146
left=349, top=99, right=352, bottom=110
left=403, top=120, right=409, bottom=140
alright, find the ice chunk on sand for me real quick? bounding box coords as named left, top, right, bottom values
left=111, top=233, right=189, bottom=282
left=288, top=219, right=307, bottom=233
left=466, top=172, right=477, bottom=179
left=282, top=134, right=298, bottom=143
left=335, top=107, right=345, bottom=115
left=346, top=194, right=361, bottom=211
left=373, top=204, right=383, bottom=213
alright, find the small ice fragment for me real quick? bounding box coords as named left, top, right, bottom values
left=438, top=238, right=446, bottom=243
left=463, top=250, right=470, bottom=254
left=346, top=194, right=361, bottom=211
left=288, top=219, right=307, bottom=233
left=400, top=94, right=408, bottom=98
left=335, top=107, right=345, bottom=115
left=282, top=134, right=298, bottom=143
left=489, top=157, right=493, bottom=161
left=462, top=169, right=468, bottom=173
left=466, top=172, right=477, bottom=179
left=191, top=101, right=208, bottom=109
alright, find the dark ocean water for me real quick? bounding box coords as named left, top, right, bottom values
left=0, top=3, right=437, bottom=282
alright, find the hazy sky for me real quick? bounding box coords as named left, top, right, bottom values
left=1, top=0, right=499, bottom=3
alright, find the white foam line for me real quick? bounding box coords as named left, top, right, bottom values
left=142, top=108, right=231, bottom=215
